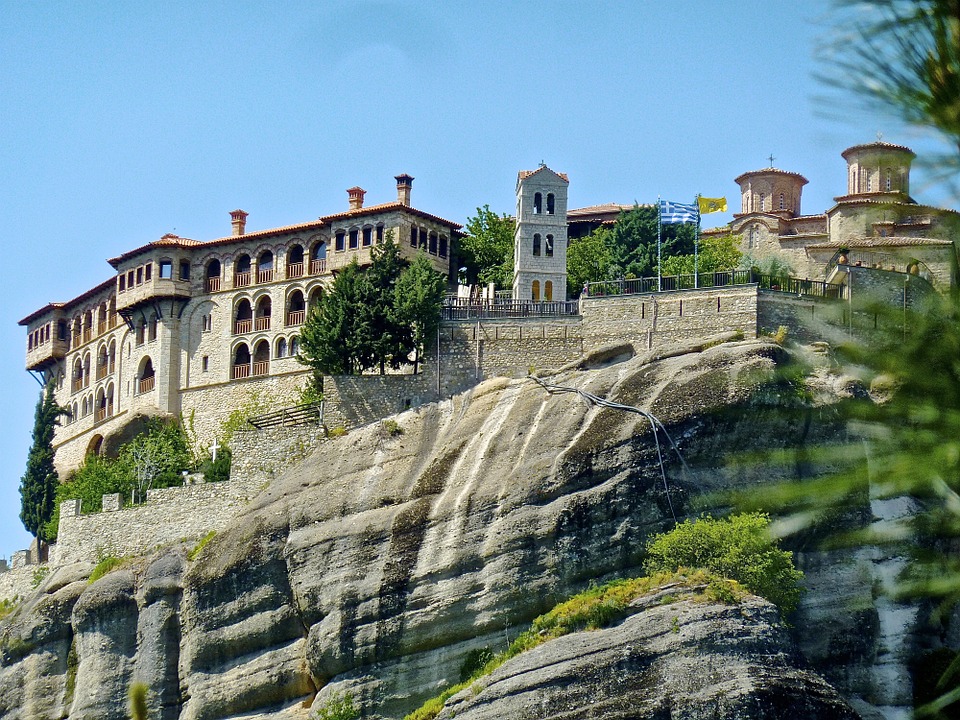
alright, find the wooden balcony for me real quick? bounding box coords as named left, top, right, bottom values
left=252, top=361, right=269, bottom=376
left=232, top=364, right=251, bottom=379
left=96, top=365, right=108, bottom=380
left=257, top=269, right=274, bottom=283
left=255, top=316, right=271, bottom=331
left=206, top=277, right=221, bottom=292
left=234, top=319, right=252, bottom=334
left=138, top=376, right=155, bottom=394
left=97, top=322, right=107, bottom=336
left=310, top=259, right=327, bottom=275
left=71, top=379, right=82, bottom=394
left=234, top=271, right=251, bottom=288
left=286, top=262, right=304, bottom=279
left=83, top=328, right=92, bottom=343
left=73, top=333, right=81, bottom=347
left=286, top=310, right=305, bottom=326
left=95, top=406, right=113, bottom=422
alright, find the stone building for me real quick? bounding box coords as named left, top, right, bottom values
left=512, top=164, right=569, bottom=302
left=710, top=141, right=960, bottom=290
left=19, top=175, right=461, bottom=474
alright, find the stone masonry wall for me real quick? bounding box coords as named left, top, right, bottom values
left=0, top=567, right=37, bottom=605
left=580, top=285, right=759, bottom=353
left=230, top=424, right=328, bottom=484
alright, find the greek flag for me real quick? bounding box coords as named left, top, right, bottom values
left=659, top=199, right=699, bottom=225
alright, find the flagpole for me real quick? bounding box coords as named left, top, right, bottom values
left=694, top=195, right=700, bottom=289
left=657, top=195, right=662, bottom=292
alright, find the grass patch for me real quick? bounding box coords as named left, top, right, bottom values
left=187, top=531, right=216, bottom=562
left=328, top=426, right=347, bottom=438
left=31, top=566, right=50, bottom=589
left=0, top=599, right=18, bottom=621
left=403, top=569, right=745, bottom=720
left=88, top=555, right=127, bottom=584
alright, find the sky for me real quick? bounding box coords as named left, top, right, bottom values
left=0, top=1, right=955, bottom=561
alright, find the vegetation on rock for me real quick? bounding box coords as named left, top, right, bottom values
left=313, top=691, right=360, bottom=720
left=88, top=554, right=127, bottom=584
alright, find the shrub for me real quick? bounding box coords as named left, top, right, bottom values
left=0, top=598, right=18, bottom=620
left=129, top=682, right=148, bottom=720
left=89, top=555, right=126, bottom=584
left=31, top=566, right=49, bottom=588
left=328, top=426, right=347, bottom=438
left=200, top=446, right=231, bottom=483
left=313, top=691, right=359, bottom=720
left=643, top=513, right=803, bottom=613
left=382, top=419, right=403, bottom=437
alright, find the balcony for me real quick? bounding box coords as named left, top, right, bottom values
left=138, top=376, right=155, bottom=394
left=286, top=310, right=305, bottom=326
left=206, top=277, right=221, bottom=293
left=232, top=364, right=251, bottom=379
left=234, top=271, right=251, bottom=288
left=96, top=365, right=108, bottom=380
left=83, top=328, right=92, bottom=343
left=95, top=405, right=113, bottom=422
left=310, top=259, right=327, bottom=275
left=257, top=269, right=274, bottom=284
left=255, top=316, right=271, bottom=331
left=115, top=271, right=192, bottom=313
left=71, top=379, right=83, bottom=394
left=252, top=361, right=269, bottom=376
left=97, top=322, right=107, bottom=336
left=234, top=319, right=252, bottom=334
left=287, top=262, right=304, bottom=279
left=25, top=336, right=70, bottom=372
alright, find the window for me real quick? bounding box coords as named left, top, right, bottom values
left=180, top=260, right=190, bottom=280
left=886, top=169, right=892, bottom=191
left=547, top=193, right=555, bottom=215
left=290, top=336, right=299, bottom=356
left=136, top=320, right=146, bottom=346
left=533, top=233, right=541, bottom=256
left=128, top=270, right=135, bottom=288
left=349, top=229, right=359, bottom=249
left=58, top=320, right=67, bottom=341
left=159, top=260, right=173, bottom=279
left=779, top=193, right=785, bottom=210
left=429, top=232, right=437, bottom=255
left=545, top=234, right=554, bottom=257
left=410, top=227, right=418, bottom=247
left=532, top=280, right=540, bottom=301
left=376, top=224, right=384, bottom=243
left=362, top=227, right=372, bottom=247
left=534, top=192, right=542, bottom=214
left=145, top=263, right=152, bottom=281
left=336, top=231, right=346, bottom=251
left=439, top=235, right=448, bottom=258
left=148, top=314, right=158, bottom=342
left=136, top=267, right=143, bottom=285
left=545, top=280, right=553, bottom=301
left=418, top=228, right=427, bottom=249
left=276, top=337, right=287, bottom=358
left=202, top=314, right=212, bottom=332
left=759, top=193, right=765, bottom=212
left=202, top=356, right=209, bottom=372
left=118, top=275, right=126, bottom=292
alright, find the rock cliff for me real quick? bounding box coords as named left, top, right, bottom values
left=0, top=338, right=902, bottom=719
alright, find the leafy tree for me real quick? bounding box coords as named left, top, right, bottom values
left=644, top=513, right=804, bottom=613
left=395, top=252, right=447, bottom=373
left=299, top=259, right=372, bottom=376
left=567, top=227, right=613, bottom=296
left=119, top=417, right=192, bottom=502
left=459, top=205, right=515, bottom=289
left=660, top=233, right=743, bottom=276
left=200, top=445, right=231, bottom=483
left=19, top=383, right=64, bottom=543
left=363, top=233, right=411, bottom=373
left=608, top=205, right=696, bottom=279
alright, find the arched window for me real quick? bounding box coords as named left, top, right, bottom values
left=308, top=286, right=324, bottom=311
left=286, top=290, right=305, bottom=326
left=136, top=319, right=146, bottom=346
left=83, top=310, right=93, bottom=342
left=759, top=193, right=765, bottom=212
left=287, top=244, right=304, bottom=278
left=72, top=402, right=78, bottom=423
left=97, top=303, right=108, bottom=335
left=779, top=193, right=785, bottom=210
left=532, top=280, right=540, bottom=302
left=95, top=388, right=106, bottom=421
left=885, top=169, right=892, bottom=191
left=253, top=340, right=270, bottom=376
left=73, top=358, right=83, bottom=393
left=310, top=241, right=327, bottom=274
left=547, top=193, right=555, bottom=215
left=97, top=345, right=108, bottom=380
left=138, top=357, right=155, bottom=394
left=83, top=353, right=91, bottom=387
left=234, top=299, right=253, bottom=334
left=276, top=337, right=287, bottom=358
left=206, top=259, right=222, bottom=292
left=148, top=313, right=158, bottom=342
left=108, top=340, right=116, bottom=374
left=235, top=254, right=252, bottom=287
left=545, top=234, right=554, bottom=257
left=233, top=343, right=251, bottom=379
left=545, top=280, right=553, bottom=301
left=257, top=251, right=274, bottom=283
left=749, top=225, right=759, bottom=249
left=255, top=296, right=272, bottom=331
left=866, top=173, right=873, bottom=192
left=81, top=397, right=89, bottom=417
left=533, top=233, right=541, bottom=256
left=533, top=193, right=542, bottom=214
left=290, top=335, right=300, bottom=356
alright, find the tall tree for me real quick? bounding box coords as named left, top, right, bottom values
left=363, top=233, right=410, bottom=374
left=566, top=227, right=613, bottom=296
left=19, top=383, right=63, bottom=544
left=459, top=205, right=515, bottom=289
left=607, top=205, right=696, bottom=279
left=394, top=252, right=447, bottom=374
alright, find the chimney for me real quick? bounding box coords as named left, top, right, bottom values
left=230, top=209, right=248, bottom=236
left=347, top=186, right=366, bottom=210
left=395, top=174, right=414, bottom=206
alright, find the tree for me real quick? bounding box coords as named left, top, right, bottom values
left=644, top=513, right=804, bottom=613
left=459, top=205, right=515, bottom=289
left=607, top=205, right=696, bottom=279
left=395, top=252, right=446, bottom=374
left=659, top=233, right=743, bottom=276
left=363, top=233, right=411, bottom=374
left=19, top=383, right=64, bottom=544
left=299, top=259, right=372, bottom=376
left=566, top=227, right=613, bottom=296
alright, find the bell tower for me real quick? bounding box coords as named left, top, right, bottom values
left=512, top=165, right=569, bottom=302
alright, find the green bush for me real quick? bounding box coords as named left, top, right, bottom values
left=313, top=691, right=359, bottom=720
left=129, top=682, right=148, bottom=720
left=31, top=566, right=49, bottom=588
left=89, top=555, right=126, bottom=584
left=643, top=513, right=803, bottom=613
left=0, top=598, right=18, bottom=620
left=200, top=446, right=231, bottom=483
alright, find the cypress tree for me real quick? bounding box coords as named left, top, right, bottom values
left=19, top=383, right=63, bottom=543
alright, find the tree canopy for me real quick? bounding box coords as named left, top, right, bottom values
left=608, top=205, right=696, bottom=279
left=659, top=233, right=743, bottom=276
left=459, top=205, right=515, bottom=289
left=19, top=383, right=63, bottom=543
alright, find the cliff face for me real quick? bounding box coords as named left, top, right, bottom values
left=0, top=339, right=890, bottom=719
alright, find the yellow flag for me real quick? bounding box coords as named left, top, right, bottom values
left=698, top=196, right=727, bottom=214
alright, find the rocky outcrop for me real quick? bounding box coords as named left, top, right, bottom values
left=0, top=339, right=893, bottom=719
left=438, top=591, right=859, bottom=720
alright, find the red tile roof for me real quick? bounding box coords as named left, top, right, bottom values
left=518, top=166, right=569, bottom=182
left=19, top=276, right=117, bottom=325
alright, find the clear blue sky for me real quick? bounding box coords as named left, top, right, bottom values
left=0, top=1, right=953, bottom=560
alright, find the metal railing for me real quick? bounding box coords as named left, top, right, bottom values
left=441, top=298, right=580, bottom=320
left=584, top=270, right=754, bottom=297
left=247, top=400, right=324, bottom=429
left=754, top=274, right=846, bottom=299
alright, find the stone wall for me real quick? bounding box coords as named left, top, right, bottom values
left=0, top=567, right=36, bottom=605
left=322, top=372, right=437, bottom=429
left=757, top=292, right=849, bottom=343
left=230, top=424, right=328, bottom=484
left=580, top=285, right=759, bottom=352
